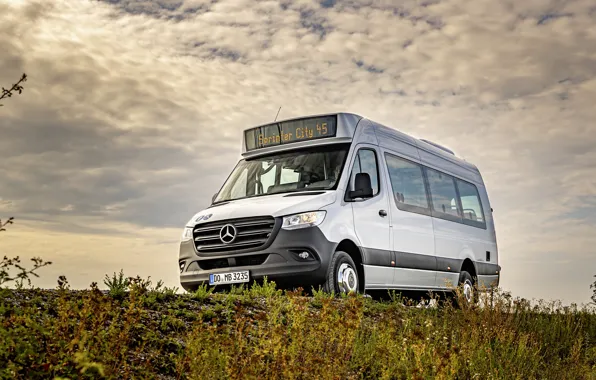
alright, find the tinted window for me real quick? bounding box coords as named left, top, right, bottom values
left=457, top=179, right=485, bottom=224
left=385, top=154, right=428, bottom=210
left=426, top=168, right=460, bottom=217
left=350, top=149, right=379, bottom=195
left=280, top=167, right=300, bottom=184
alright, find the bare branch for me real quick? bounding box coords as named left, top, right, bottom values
left=0, top=73, right=28, bottom=106
left=0, top=216, right=14, bottom=232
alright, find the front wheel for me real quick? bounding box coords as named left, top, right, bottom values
left=323, top=251, right=360, bottom=295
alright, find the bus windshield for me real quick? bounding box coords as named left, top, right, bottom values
left=213, top=144, right=350, bottom=203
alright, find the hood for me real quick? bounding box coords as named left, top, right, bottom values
left=186, top=191, right=338, bottom=226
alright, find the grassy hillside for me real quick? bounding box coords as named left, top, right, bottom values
left=1, top=277, right=595, bottom=380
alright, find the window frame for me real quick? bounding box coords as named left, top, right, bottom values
left=455, top=178, right=487, bottom=230
left=384, top=152, right=431, bottom=216
left=345, top=147, right=381, bottom=202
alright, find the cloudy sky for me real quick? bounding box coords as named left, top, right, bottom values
left=0, top=0, right=595, bottom=304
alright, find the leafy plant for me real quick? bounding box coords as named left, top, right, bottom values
left=103, top=269, right=130, bottom=299
left=0, top=256, right=53, bottom=288
left=192, top=284, right=213, bottom=302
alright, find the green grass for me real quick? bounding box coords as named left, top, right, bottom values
left=1, top=279, right=595, bottom=380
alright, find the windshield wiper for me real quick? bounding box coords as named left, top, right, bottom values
left=214, top=188, right=328, bottom=203
left=283, top=191, right=326, bottom=197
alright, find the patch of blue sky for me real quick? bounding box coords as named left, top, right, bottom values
left=353, top=60, right=384, bottom=74
left=299, top=8, right=332, bottom=38
left=537, top=12, right=574, bottom=25
left=560, top=197, right=596, bottom=223
left=100, top=0, right=209, bottom=20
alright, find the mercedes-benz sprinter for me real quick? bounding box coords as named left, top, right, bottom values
left=178, top=113, right=500, bottom=302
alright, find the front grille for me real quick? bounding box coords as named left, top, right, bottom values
left=197, top=254, right=269, bottom=270
left=193, top=216, right=276, bottom=253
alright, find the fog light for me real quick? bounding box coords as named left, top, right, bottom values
left=289, top=249, right=317, bottom=262
left=298, top=251, right=309, bottom=260
left=179, top=261, right=186, bottom=273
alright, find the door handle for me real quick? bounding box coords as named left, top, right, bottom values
left=379, top=210, right=387, bottom=217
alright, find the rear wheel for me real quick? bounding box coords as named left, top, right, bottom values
left=323, top=251, right=360, bottom=295
left=455, top=270, right=476, bottom=306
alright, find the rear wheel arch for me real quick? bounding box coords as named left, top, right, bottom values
left=460, top=258, right=477, bottom=282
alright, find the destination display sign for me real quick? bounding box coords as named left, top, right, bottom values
left=244, top=115, right=337, bottom=151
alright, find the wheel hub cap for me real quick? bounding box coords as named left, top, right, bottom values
left=337, top=263, right=357, bottom=293
left=463, top=280, right=473, bottom=303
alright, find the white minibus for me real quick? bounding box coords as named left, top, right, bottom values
left=179, top=113, right=500, bottom=302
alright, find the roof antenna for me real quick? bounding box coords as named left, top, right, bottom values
left=274, top=106, right=282, bottom=122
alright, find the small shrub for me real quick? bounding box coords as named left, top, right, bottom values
left=246, top=277, right=280, bottom=299
left=192, top=284, right=213, bottom=302
left=103, top=269, right=129, bottom=299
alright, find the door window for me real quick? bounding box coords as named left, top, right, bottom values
left=350, top=149, right=379, bottom=195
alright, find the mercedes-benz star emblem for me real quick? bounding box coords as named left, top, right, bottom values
left=219, top=224, right=237, bottom=244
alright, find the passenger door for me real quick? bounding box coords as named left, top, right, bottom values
left=383, top=152, right=437, bottom=289
left=349, top=146, right=392, bottom=287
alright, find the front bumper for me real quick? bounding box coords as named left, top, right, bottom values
left=178, top=226, right=335, bottom=292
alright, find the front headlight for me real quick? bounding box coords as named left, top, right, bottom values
left=181, top=226, right=193, bottom=241
left=282, top=211, right=326, bottom=230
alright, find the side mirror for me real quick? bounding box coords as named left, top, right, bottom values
left=348, top=173, right=373, bottom=200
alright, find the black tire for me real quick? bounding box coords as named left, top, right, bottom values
left=322, top=251, right=360, bottom=295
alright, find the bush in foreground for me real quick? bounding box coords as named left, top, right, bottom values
left=1, top=277, right=595, bottom=380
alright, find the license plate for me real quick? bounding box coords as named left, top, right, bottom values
left=209, top=270, right=250, bottom=285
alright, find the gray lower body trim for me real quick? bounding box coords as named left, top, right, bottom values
left=361, top=248, right=395, bottom=267
left=475, top=261, right=501, bottom=276
left=361, top=247, right=501, bottom=277
left=477, top=274, right=500, bottom=289
left=365, top=283, right=454, bottom=292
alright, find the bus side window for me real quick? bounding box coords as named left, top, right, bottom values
left=456, top=179, right=485, bottom=223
